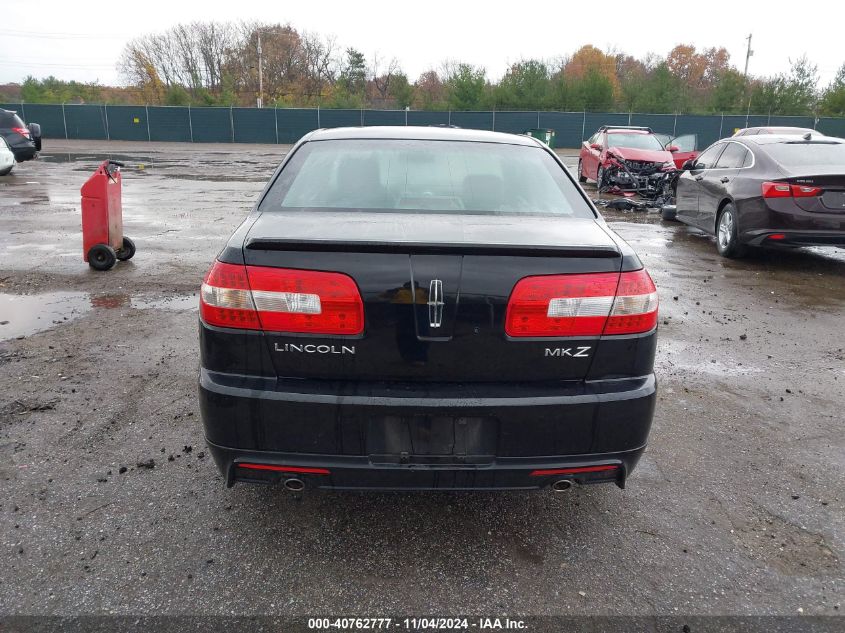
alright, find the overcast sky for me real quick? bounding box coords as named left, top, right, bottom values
left=1, top=0, right=842, bottom=88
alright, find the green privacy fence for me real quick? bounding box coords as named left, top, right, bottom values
left=4, top=102, right=845, bottom=149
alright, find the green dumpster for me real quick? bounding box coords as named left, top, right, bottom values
left=524, top=128, right=556, bottom=148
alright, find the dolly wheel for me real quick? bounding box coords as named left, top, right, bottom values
left=88, top=244, right=117, bottom=271
left=116, top=236, right=136, bottom=261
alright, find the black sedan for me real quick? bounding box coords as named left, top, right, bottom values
left=669, top=134, right=845, bottom=257
left=199, top=126, right=658, bottom=493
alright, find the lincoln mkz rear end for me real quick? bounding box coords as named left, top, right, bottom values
left=198, top=127, right=658, bottom=492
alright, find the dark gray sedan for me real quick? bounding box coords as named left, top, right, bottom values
left=670, top=134, right=845, bottom=258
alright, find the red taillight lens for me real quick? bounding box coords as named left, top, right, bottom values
left=246, top=266, right=364, bottom=335
left=505, top=269, right=657, bottom=338
left=791, top=185, right=823, bottom=197
left=200, top=261, right=261, bottom=330
left=200, top=261, right=364, bottom=335
left=11, top=126, right=30, bottom=138
left=604, top=269, right=659, bottom=335
left=237, top=463, right=330, bottom=475
left=762, top=182, right=823, bottom=198
left=530, top=465, right=619, bottom=476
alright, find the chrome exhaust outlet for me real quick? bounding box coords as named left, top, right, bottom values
left=283, top=478, right=305, bottom=492
left=551, top=479, right=573, bottom=492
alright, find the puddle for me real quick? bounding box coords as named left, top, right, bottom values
left=0, top=291, right=198, bottom=341
left=0, top=292, right=90, bottom=340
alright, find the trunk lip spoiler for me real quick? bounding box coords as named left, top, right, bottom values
left=244, top=238, right=621, bottom=258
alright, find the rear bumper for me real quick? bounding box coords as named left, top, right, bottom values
left=10, top=146, right=36, bottom=162
left=199, top=369, right=656, bottom=491
left=207, top=440, right=644, bottom=490
left=744, top=229, right=845, bottom=247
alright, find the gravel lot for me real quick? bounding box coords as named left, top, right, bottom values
left=0, top=140, right=843, bottom=619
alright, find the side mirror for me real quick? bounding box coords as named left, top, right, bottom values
left=681, top=159, right=695, bottom=170
left=590, top=143, right=602, bottom=151
left=667, top=145, right=679, bottom=153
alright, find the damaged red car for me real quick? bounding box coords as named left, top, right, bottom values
left=578, top=126, right=696, bottom=195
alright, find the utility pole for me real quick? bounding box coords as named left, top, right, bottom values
left=743, top=34, right=753, bottom=79
left=257, top=32, right=264, bottom=108
left=743, top=34, right=754, bottom=117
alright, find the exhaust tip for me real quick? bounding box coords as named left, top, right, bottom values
left=551, top=479, right=573, bottom=492
left=283, top=478, right=305, bottom=492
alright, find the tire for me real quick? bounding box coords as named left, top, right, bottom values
left=716, top=204, right=747, bottom=258
left=596, top=165, right=605, bottom=190
left=577, top=159, right=587, bottom=183
left=88, top=244, right=117, bottom=271
left=0, top=165, right=12, bottom=176
left=116, top=236, right=136, bottom=261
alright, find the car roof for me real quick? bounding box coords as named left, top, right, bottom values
left=606, top=129, right=650, bottom=134
left=307, top=126, right=540, bottom=146
left=744, top=134, right=842, bottom=145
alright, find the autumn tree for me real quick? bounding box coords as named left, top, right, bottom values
left=413, top=70, right=446, bottom=110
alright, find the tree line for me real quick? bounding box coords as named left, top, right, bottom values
left=3, top=20, right=845, bottom=117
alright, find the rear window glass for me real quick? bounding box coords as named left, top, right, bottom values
left=0, top=111, right=24, bottom=127
left=765, top=142, right=845, bottom=167
left=605, top=133, right=664, bottom=150
left=259, top=139, right=592, bottom=218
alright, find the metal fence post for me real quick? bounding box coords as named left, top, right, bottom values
left=62, top=103, right=68, bottom=140
left=188, top=105, right=194, bottom=142
left=274, top=107, right=279, bottom=144
left=448, top=110, right=451, bottom=126
left=405, top=108, right=408, bottom=126
left=20, top=102, right=26, bottom=121
left=581, top=111, right=586, bottom=141
left=718, top=113, right=724, bottom=139
left=628, top=112, right=632, bottom=125
left=230, top=106, right=235, bottom=142
left=673, top=113, right=677, bottom=136
left=492, top=109, right=495, bottom=131
left=145, top=105, right=151, bottom=142
left=103, top=104, right=110, bottom=141
left=537, top=111, right=540, bottom=128
left=317, top=105, right=321, bottom=128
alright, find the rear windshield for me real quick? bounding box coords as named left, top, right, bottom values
left=259, top=139, right=592, bottom=218
left=765, top=141, right=845, bottom=167
left=605, top=133, right=664, bottom=151
left=0, top=111, right=25, bottom=127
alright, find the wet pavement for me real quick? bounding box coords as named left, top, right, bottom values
left=0, top=140, right=843, bottom=617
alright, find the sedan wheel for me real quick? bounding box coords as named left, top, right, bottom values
left=716, top=204, right=747, bottom=258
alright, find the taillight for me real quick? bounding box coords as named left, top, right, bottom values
left=200, top=261, right=261, bottom=330
left=762, top=182, right=823, bottom=198
left=505, top=269, right=657, bottom=337
left=200, top=260, right=364, bottom=335
left=11, top=126, right=30, bottom=138
left=246, top=266, right=363, bottom=335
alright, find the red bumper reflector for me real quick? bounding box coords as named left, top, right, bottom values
left=530, top=465, right=619, bottom=476
left=767, top=233, right=787, bottom=241
left=237, top=463, right=330, bottom=475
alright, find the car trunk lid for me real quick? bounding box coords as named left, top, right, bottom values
left=241, top=211, right=622, bottom=382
